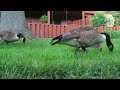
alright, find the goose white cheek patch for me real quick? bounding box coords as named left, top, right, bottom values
left=101, top=34, right=106, bottom=40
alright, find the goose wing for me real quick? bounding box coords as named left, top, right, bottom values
left=61, top=26, right=99, bottom=41
left=77, top=30, right=100, bottom=44
left=61, top=30, right=79, bottom=41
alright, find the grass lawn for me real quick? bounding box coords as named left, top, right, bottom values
left=0, top=38, right=120, bottom=79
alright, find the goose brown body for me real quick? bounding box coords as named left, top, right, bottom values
left=50, top=26, right=114, bottom=53
left=0, top=31, right=26, bottom=44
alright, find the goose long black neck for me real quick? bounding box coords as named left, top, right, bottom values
left=101, top=32, right=112, bottom=46
left=101, top=32, right=114, bottom=51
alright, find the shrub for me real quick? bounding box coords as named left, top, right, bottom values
left=118, top=15, right=120, bottom=25
left=91, top=11, right=106, bottom=27
left=115, top=14, right=120, bottom=25
left=104, top=30, right=120, bottom=39
left=114, top=17, right=118, bottom=26
left=40, top=14, right=48, bottom=23
left=105, top=14, right=115, bottom=26
left=114, top=14, right=120, bottom=26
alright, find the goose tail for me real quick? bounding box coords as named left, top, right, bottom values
left=50, top=35, right=62, bottom=45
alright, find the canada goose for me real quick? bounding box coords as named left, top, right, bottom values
left=0, top=31, right=26, bottom=44
left=50, top=26, right=114, bottom=53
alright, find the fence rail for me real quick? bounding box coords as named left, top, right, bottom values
left=27, top=23, right=120, bottom=38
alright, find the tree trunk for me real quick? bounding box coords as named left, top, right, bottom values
left=0, top=11, right=36, bottom=39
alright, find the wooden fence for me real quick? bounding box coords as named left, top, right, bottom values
left=27, top=23, right=78, bottom=38
left=68, top=19, right=82, bottom=26
left=97, top=26, right=120, bottom=32
left=27, top=23, right=120, bottom=38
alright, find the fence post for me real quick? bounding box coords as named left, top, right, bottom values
left=36, top=23, right=40, bottom=37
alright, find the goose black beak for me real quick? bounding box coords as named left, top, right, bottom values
left=108, top=44, right=114, bottom=52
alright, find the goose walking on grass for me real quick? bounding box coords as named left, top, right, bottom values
left=0, top=31, right=26, bottom=44
left=50, top=26, right=114, bottom=54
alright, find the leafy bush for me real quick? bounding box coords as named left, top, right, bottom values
left=115, top=14, right=120, bottom=25
left=91, top=11, right=106, bottom=27
left=40, top=14, right=48, bottom=23
left=105, top=14, right=115, bottom=26
left=104, top=30, right=120, bottom=39
left=117, top=15, right=120, bottom=25
left=114, top=17, right=118, bottom=26
left=114, top=14, right=120, bottom=26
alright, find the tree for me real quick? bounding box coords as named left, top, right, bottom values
left=0, top=11, right=36, bottom=39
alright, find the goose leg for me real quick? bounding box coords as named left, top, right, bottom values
left=99, top=47, right=102, bottom=51
left=75, top=47, right=80, bottom=54
left=97, top=44, right=102, bottom=51
left=6, top=42, right=8, bottom=44
left=93, top=43, right=102, bottom=51
left=75, top=41, right=81, bottom=54
left=82, top=47, right=87, bottom=52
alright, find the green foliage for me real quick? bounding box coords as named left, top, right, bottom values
left=40, top=14, right=48, bottom=23
left=118, top=15, right=120, bottom=25
left=105, top=14, right=115, bottom=26
left=0, top=38, right=120, bottom=79
left=104, top=11, right=120, bottom=26
left=118, top=14, right=120, bottom=25
left=114, top=17, right=118, bottom=26
left=89, top=16, right=93, bottom=26
left=104, top=11, right=120, bottom=17
left=104, top=30, right=120, bottom=39
left=91, top=11, right=106, bottom=27
left=115, top=14, right=120, bottom=25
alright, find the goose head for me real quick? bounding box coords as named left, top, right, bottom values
left=17, top=33, right=26, bottom=44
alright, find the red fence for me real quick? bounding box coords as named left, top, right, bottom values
left=96, top=26, right=120, bottom=32
left=27, top=23, right=78, bottom=38
left=68, top=19, right=82, bottom=26
left=27, top=23, right=120, bottom=38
